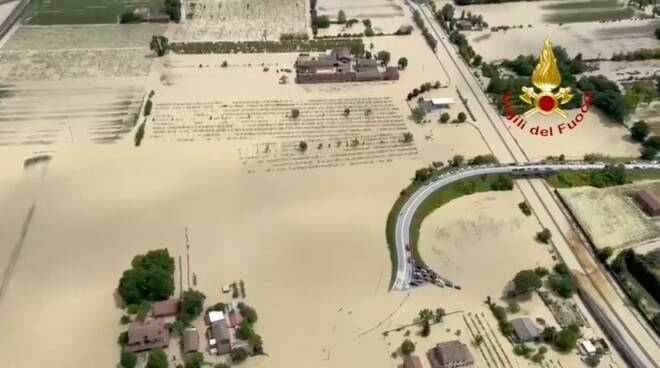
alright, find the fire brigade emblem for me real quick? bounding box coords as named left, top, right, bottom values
left=520, top=39, right=573, bottom=118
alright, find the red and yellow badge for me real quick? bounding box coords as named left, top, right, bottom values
left=520, top=39, right=573, bottom=118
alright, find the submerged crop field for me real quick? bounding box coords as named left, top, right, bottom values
left=542, top=0, right=634, bottom=23
left=22, top=0, right=164, bottom=24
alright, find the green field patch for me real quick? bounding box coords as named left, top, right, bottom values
left=543, top=7, right=634, bottom=24
left=547, top=169, right=660, bottom=188
left=22, top=0, right=165, bottom=25
left=542, top=0, right=622, bottom=11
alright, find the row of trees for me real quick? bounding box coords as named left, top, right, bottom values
left=412, top=10, right=438, bottom=51
left=611, top=48, right=660, bottom=62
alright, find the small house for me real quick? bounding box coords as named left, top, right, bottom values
left=152, top=299, right=180, bottom=317
left=126, top=319, right=170, bottom=353
left=207, top=319, right=232, bottom=355
left=401, top=354, right=424, bottom=368
left=182, top=327, right=199, bottom=354
left=510, top=318, right=541, bottom=343
left=428, top=340, right=474, bottom=368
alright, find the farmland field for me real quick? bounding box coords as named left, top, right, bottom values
left=558, top=181, right=660, bottom=250
left=21, top=0, right=165, bottom=25
left=542, top=0, right=634, bottom=23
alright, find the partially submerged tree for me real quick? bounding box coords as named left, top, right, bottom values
left=398, top=57, right=408, bottom=70
left=401, top=339, right=415, bottom=355
left=511, top=269, right=542, bottom=295
left=150, top=35, right=170, bottom=57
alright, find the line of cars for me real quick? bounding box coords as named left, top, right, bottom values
left=410, top=264, right=461, bottom=290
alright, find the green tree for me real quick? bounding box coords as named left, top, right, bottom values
left=120, top=351, right=138, bottom=368
left=439, top=112, right=450, bottom=123
left=596, top=247, right=614, bottom=262
left=457, top=112, right=467, bottom=122
left=144, top=100, right=153, bottom=117
left=542, top=326, right=558, bottom=342
left=291, top=109, right=300, bottom=119
left=179, top=289, right=206, bottom=325
left=644, top=135, right=660, bottom=150
left=512, top=270, right=542, bottom=295
left=230, top=347, right=249, bottom=363
left=655, top=27, right=660, bottom=39
left=236, top=321, right=255, bottom=340
left=398, top=57, right=408, bottom=70
left=630, top=120, right=650, bottom=142
left=535, top=228, right=552, bottom=244
left=150, top=35, right=170, bottom=57
left=449, top=155, right=463, bottom=167
left=364, top=27, right=375, bottom=37
left=641, top=146, right=657, bottom=160
left=146, top=348, right=168, bottom=368
left=534, top=266, right=549, bottom=277
left=118, top=249, right=175, bottom=306
left=434, top=308, right=446, bottom=322
left=418, top=308, right=434, bottom=323
left=401, top=339, right=415, bottom=355
left=337, top=10, right=347, bottom=24
left=472, top=54, right=483, bottom=66
left=508, top=301, right=520, bottom=313
left=554, top=326, right=580, bottom=351
left=550, top=274, right=578, bottom=298
left=518, top=201, right=532, bottom=216
left=363, top=19, right=372, bottom=28
left=164, top=0, right=181, bottom=22
left=490, top=175, right=513, bottom=191
left=184, top=352, right=205, bottom=368
left=377, top=51, right=391, bottom=66
left=299, top=141, right=308, bottom=152
left=420, top=319, right=431, bottom=337
left=412, top=107, right=425, bottom=124
left=238, top=303, right=258, bottom=324
left=403, top=132, right=414, bottom=143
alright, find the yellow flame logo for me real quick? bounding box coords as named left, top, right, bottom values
left=520, top=38, right=572, bottom=118
left=531, top=39, right=561, bottom=92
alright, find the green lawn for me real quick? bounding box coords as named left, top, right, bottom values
left=21, top=0, right=165, bottom=25
left=543, top=8, right=634, bottom=24
left=541, top=0, right=635, bottom=24
left=542, top=0, right=622, bottom=11
left=385, top=172, right=512, bottom=288
left=546, top=169, right=660, bottom=188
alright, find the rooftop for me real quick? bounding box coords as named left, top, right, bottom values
left=510, top=318, right=541, bottom=342
left=126, top=319, right=169, bottom=352
left=152, top=299, right=180, bottom=317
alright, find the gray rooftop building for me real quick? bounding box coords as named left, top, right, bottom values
left=510, top=318, right=541, bottom=343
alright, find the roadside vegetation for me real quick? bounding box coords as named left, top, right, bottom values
left=547, top=164, right=660, bottom=188
left=611, top=249, right=660, bottom=335
left=170, top=38, right=365, bottom=55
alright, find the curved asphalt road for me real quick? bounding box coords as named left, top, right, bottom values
left=0, top=0, right=30, bottom=42
left=393, top=162, right=660, bottom=291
